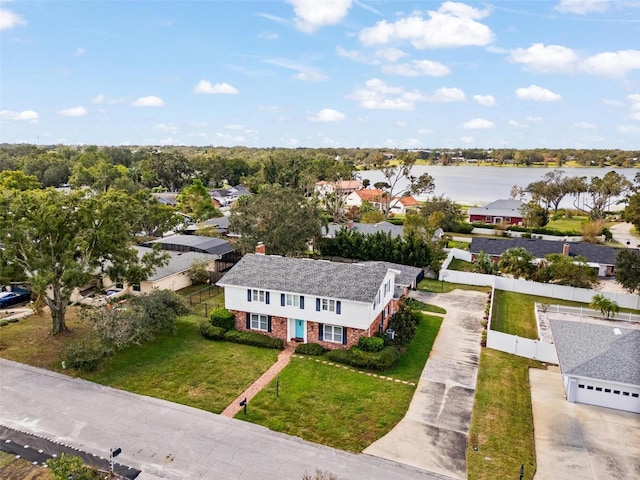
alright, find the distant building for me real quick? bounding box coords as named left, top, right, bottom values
left=468, top=199, right=525, bottom=225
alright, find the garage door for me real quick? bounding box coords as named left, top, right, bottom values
left=575, top=381, right=640, bottom=413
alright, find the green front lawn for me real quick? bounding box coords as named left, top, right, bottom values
left=418, top=278, right=491, bottom=294
left=467, top=348, right=545, bottom=480
left=82, top=315, right=278, bottom=413
left=238, top=313, right=443, bottom=451
left=237, top=358, right=415, bottom=452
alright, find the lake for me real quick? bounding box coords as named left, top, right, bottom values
left=357, top=166, right=638, bottom=209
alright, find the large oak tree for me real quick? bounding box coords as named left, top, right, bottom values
left=0, top=188, right=167, bottom=334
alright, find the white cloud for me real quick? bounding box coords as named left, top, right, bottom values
left=375, top=48, right=407, bottom=62
left=0, top=7, right=27, bottom=30
left=287, top=0, right=353, bottom=33
left=74, top=47, right=86, bottom=56
left=602, top=99, right=624, bottom=107
left=515, top=85, right=561, bottom=101
left=417, top=128, right=433, bottom=134
left=555, top=0, right=611, bottom=14
left=509, top=120, right=528, bottom=128
left=617, top=124, right=640, bottom=134
left=627, top=93, right=640, bottom=108
left=396, top=121, right=407, bottom=127
left=509, top=43, right=578, bottom=73
left=427, top=87, right=466, bottom=102
left=308, top=108, right=346, bottom=122
left=154, top=123, right=179, bottom=134
left=0, top=109, right=39, bottom=122
left=463, top=118, right=494, bottom=129
left=580, top=50, right=640, bottom=78
left=90, top=93, right=127, bottom=105
left=382, top=59, right=450, bottom=77
left=630, top=112, right=640, bottom=121
left=57, top=106, right=87, bottom=117
left=460, top=136, right=475, bottom=144
left=575, top=121, right=596, bottom=129
left=336, top=46, right=379, bottom=64
left=132, top=96, right=165, bottom=107
left=348, top=78, right=416, bottom=110
left=194, top=80, right=239, bottom=94
left=91, top=94, right=106, bottom=104
left=293, top=71, right=328, bottom=82
left=525, top=116, right=543, bottom=122
left=258, top=31, right=279, bottom=40
left=473, top=94, right=496, bottom=106
left=358, top=2, right=494, bottom=49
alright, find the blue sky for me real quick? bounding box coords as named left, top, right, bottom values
left=1, top=0, right=640, bottom=149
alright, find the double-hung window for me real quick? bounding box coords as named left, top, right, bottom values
left=252, top=289, right=265, bottom=302
left=324, top=324, right=343, bottom=343
left=286, top=294, right=299, bottom=307
left=322, top=298, right=335, bottom=312
left=250, top=313, right=269, bottom=331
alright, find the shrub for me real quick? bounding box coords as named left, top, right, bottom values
left=200, top=322, right=226, bottom=340
left=451, top=222, right=474, bottom=234
left=358, top=336, right=384, bottom=353
left=0, top=320, right=8, bottom=326
left=388, top=299, right=417, bottom=347
left=130, top=289, right=189, bottom=335
left=224, top=329, right=284, bottom=350
left=295, top=342, right=325, bottom=356
left=325, top=346, right=400, bottom=370
left=47, top=454, right=102, bottom=480
left=61, top=335, right=108, bottom=372
left=210, top=308, right=236, bottom=330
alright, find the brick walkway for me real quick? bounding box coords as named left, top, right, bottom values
left=221, top=343, right=296, bottom=417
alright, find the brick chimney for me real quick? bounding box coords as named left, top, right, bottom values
left=255, top=242, right=266, bottom=255
left=562, top=243, right=570, bottom=256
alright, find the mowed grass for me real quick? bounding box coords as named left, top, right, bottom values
left=467, top=348, right=545, bottom=480
left=448, top=258, right=475, bottom=272
left=82, top=315, right=278, bottom=413
left=238, top=313, right=443, bottom=451
left=0, top=310, right=278, bottom=414
left=490, top=290, right=586, bottom=339
left=418, top=278, right=490, bottom=294
left=238, top=358, right=415, bottom=452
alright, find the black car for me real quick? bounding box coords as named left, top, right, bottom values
left=0, top=289, right=31, bottom=308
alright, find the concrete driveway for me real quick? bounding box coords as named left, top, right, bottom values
left=610, top=222, right=640, bottom=249
left=364, top=289, right=487, bottom=480
left=0, top=359, right=453, bottom=480
left=530, top=368, right=640, bottom=480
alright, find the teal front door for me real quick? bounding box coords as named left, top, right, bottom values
left=295, top=319, right=305, bottom=338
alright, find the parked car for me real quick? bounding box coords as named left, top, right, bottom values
left=0, top=289, right=31, bottom=309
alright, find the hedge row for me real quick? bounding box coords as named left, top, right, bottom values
left=295, top=342, right=325, bottom=356
left=471, top=222, right=580, bottom=236
left=325, top=346, right=399, bottom=370
left=200, top=321, right=284, bottom=350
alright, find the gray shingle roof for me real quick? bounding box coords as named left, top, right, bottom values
left=470, top=237, right=623, bottom=265
left=550, top=319, right=640, bottom=387
left=143, top=235, right=234, bottom=256
left=363, top=261, right=421, bottom=287
left=468, top=199, right=524, bottom=218
left=217, top=254, right=391, bottom=303
left=134, top=247, right=214, bottom=281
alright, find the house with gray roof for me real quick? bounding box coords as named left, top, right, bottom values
left=550, top=319, right=640, bottom=413
left=217, top=253, right=406, bottom=349
left=323, top=221, right=404, bottom=239
left=468, top=199, right=524, bottom=225
left=470, top=237, right=626, bottom=277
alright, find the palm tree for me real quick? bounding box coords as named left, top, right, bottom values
left=473, top=251, right=498, bottom=275
left=499, top=247, right=535, bottom=279
left=589, top=294, right=620, bottom=318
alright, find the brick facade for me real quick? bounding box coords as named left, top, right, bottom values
left=230, top=298, right=401, bottom=350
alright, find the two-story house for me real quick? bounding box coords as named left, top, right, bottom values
left=217, top=253, right=406, bottom=350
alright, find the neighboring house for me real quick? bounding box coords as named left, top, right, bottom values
left=469, top=237, right=623, bottom=277
left=209, top=185, right=251, bottom=208
left=217, top=253, right=406, bottom=349
left=389, top=196, right=420, bottom=215
left=344, top=188, right=386, bottom=210
left=103, top=247, right=217, bottom=294
left=550, top=319, right=640, bottom=414
left=314, top=180, right=363, bottom=198
left=362, top=261, right=423, bottom=290
left=468, top=199, right=525, bottom=225
left=184, top=216, right=231, bottom=236
left=151, top=192, right=179, bottom=206
left=141, top=234, right=240, bottom=272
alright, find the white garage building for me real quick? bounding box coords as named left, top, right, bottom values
left=550, top=319, right=640, bottom=414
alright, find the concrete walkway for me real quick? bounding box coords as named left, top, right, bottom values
left=221, top=343, right=295, bottom=417
left=364, top=289, right=487, bottom=480
left=530, top=368, right=640, bottom=480
left=610, top=222, right=640, bottom=248
left=0, top=358, right=453, bottom=480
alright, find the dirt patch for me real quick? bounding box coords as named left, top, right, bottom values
left=0, top=452, right=52, bottom=480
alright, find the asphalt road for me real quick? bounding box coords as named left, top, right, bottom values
left=0, top=358, right=453, bottom=480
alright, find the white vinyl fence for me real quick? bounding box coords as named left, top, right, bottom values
left=485, top=330, right=558, bottom=363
